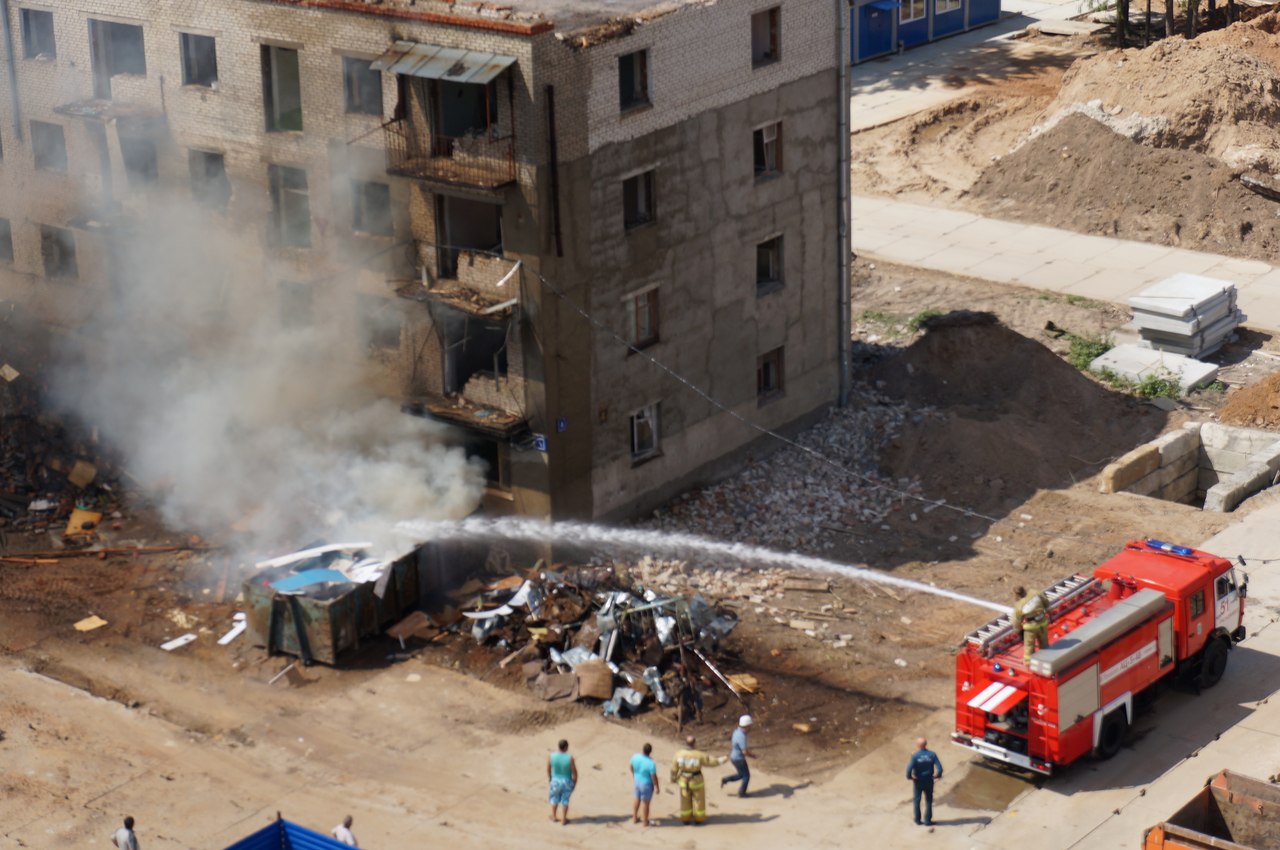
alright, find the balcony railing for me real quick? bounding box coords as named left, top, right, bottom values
left=383, top=118, right=516, bottom=190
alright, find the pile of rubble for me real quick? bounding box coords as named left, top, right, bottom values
left=444, top=562, right=746, bottom=720
left=641, top=389, right=923, bottom=552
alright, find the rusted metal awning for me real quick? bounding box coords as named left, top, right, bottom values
left=371, top=41, right=516, bottom=84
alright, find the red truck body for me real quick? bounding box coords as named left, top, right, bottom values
left=953, top=540, right=1245, bottom=775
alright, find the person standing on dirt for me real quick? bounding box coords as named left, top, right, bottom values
left=330, top=815, right=358, bottom=846
left=1011, top=585, right=1051, bottom=664
left=630, top=742, right=660, bottom=826
left=671, top=735, right=725, bottom=825
left=906, top=738, right=943, bottom=826
left=548, top=739, right=578, bottom=825
left=720, top=714, right=755, bottom=797
left=111, top=816, right=139, bottom=850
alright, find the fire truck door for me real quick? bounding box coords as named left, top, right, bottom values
left=1158, top=617, right=1174, bottom=667
left=1215, top=571, right=1241, bottom=634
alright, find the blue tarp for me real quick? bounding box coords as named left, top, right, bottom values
left=223, top=819, right=352, bottom=850
left=271, top=569, right=352, bottom=592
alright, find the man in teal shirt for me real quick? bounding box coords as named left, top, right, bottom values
left=630, top=742, right=660, bottom=826
left=548, top=739, right=578, bottom=825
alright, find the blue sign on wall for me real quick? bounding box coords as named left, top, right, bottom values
left=533, top=433, right=548, bottom=452
left=556, top=417, right=568, bottom=433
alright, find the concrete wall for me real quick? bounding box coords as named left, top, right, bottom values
left=1099, top=421, right=1280, bottom=513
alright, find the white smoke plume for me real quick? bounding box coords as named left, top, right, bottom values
left=50, top=197, right=484, bottom=561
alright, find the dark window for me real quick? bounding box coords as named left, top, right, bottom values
left=268, top=164, right=311, bottom=248
left=751, top=7, right=781, bottom=66
left=39, top=224, right=76, bottom=279
left=91, top=20, right=145, bottom=75
left=31, top=120, right=67, bottom=172
left=630, top=403, right=660, bottom=460
left=467, top=439, right=511, bottom=491
left=352, top=180, right=392, bottom=236
left=753, top=122, right=782, bottom=177
left=343, top=57, right=383, bottom=116
left=625, top=288, right=659, bottom=348
left=757, top=346, right=784, bottom=399
left=1190, top=589, right=1206, bottom=619
left=179, top=33, right=218, bottom=87
left=618, top=49, right=649, bottom=111
left=359, top=294, right=401, bottom=351
left=20, top=8, right=55, bottom=59
left=0, top=218, right=13, bottom=264
left=262, top=45, right=302, bottom=132
left=756, top=236, right=784, bottom=293
left=189, top=150, right=230, bottom=210
left=278, top=280, right=313, bottom=327
left=120, top=133, right=158, bottom=186
left=623, top=170, right=655, bottom=230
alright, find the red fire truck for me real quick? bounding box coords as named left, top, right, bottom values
left=952, top=539, right=1247, bottom=775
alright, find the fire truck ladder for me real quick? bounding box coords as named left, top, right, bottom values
left=964, top=574, right=1101, bottom=656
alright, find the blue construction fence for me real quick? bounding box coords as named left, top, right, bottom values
left=222, top=819, right=352, bottom=850
left=852, top=0, right=1001, bottom=63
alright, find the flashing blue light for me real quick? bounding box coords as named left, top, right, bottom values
left=1146, top=539, right=1194, bottom=557
left=993, top=663, right=1002, bottom=672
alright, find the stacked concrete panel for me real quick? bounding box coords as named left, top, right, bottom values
left=1128, top=273, right=1245, bottom=358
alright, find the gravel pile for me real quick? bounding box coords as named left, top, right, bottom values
left=639, top=390, right=924, bottom=553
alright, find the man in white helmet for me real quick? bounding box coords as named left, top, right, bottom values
left=720, top=715, right=756, bottom=797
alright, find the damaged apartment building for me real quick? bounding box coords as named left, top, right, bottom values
left=0, top=0, right=846, bottom=520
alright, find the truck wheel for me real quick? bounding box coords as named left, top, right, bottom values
left=1199, top=638, right=1229, bottom=689
left=1094, top=710, right=1129, bottom=760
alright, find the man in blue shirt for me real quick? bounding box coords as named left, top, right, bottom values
left=720, top=714, right=755, bottom=797
left=906, top=737, right=943, bottom=826
left=630, top=743, right=660, bottom=826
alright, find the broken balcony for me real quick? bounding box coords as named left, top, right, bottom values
left=373, top=41, right=518, bottom=192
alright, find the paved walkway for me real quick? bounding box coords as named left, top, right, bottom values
left=852, top=194, right=1280, bottom=332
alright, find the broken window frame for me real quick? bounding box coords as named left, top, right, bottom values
left=39, top=224, right=77, bottom=280
left=757, top=346, right=785, bottom=401
left=630, top=403, right=661, bottom=462
left=189, top=149, right=231, bottom=211
left=179, top=32, right=218, bottom=87
left=0, top=217, right=13, bottom=265
left=20, top=8, right=55, bottom=59
left=623, top=170, right=656, bottom=231
left=900, top=0, right=926, bottom=22
left=262, top=44, right=303, bottom=133
left=343, top=56, right=383, bottom=116
left=751, top=7, right=781, bottom=67
left=618, top=49, right=650, bottom=112
left=89, top=19, right=146, bottom=76
left=756, top=235, right=784, bottom=294
left=352, top=179, right=393, bottom=237
left=625, top=287, right=659, bottom=350
left=753, top=122, right=782, bottom=178
left=30, top=120, right=67, bottom=173
left=268, top=164, right=312, bottom=249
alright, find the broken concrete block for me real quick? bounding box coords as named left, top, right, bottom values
left=789, top=619, right=818, bottom=631
left=1099, top=444, right=1160, bottom=493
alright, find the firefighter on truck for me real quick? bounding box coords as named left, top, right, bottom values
left=952, top=540, right=1246, bottom=775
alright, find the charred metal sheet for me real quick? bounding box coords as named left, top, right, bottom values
left=371, top=40, right=516, bottom=84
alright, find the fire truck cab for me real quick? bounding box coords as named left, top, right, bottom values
left=952, top=540, right=1246, bottom=775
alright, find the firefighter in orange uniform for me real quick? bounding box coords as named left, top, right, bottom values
left=1012, top=585, right=1051, bottom=664
left=670, top=735, right=725, bottom=824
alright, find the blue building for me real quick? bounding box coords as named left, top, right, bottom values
left=852, top=0, right=1001, bottom=63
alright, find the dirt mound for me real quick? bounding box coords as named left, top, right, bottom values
left=865, top=312, right=1164, bottom=511
left=1218, top=371, right=1280, bottom=428
left=969, top=113, right=1280, bottom=260
left=1043, top=23, right=1280, bottom=169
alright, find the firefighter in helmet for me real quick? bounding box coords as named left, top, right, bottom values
left=670, top=735, right=725, bottom=825
left=1012, top=585, right=1051, bottom=664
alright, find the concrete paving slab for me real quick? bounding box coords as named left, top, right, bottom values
left=908, top=243, right=997, bottom=274
left=968, top=251, right=1056, bottom=282
left=943, top=217, right=1032, bottom=248
left=1199, top=256, right=1274, bottom=279
left=1017, top=259, right=1102, bottom=290
left=1087, top=241, right=1181, bottom=272
left=1063, top=267, right=1146, bottom=300
left=866, top=235, right=953, bottom=264
left=1090, top=344, right=1219, bottom=391
left=1137, top=250, right=1231, bottom=280
left=1035, top=233, right=1127, bottom=264
left=852, top=224, right=914, bottom=254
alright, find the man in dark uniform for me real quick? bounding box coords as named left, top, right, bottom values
left=906, top=737, right=944, bottom=826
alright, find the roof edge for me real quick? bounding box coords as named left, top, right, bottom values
left=253, top=0, right=555, bottom=36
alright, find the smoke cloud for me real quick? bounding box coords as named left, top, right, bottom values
left=49, top=196, right=484, bottom=561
